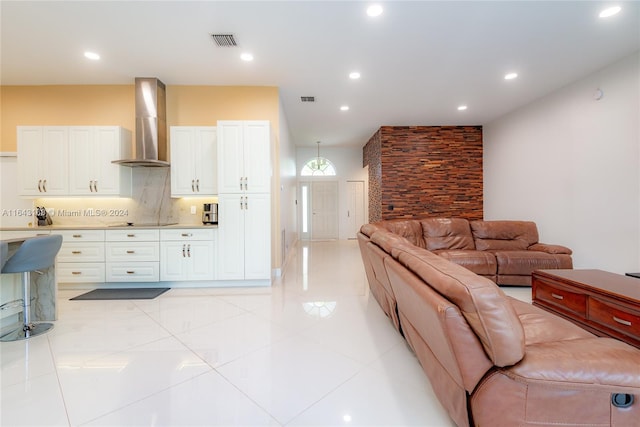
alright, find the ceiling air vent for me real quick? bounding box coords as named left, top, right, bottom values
left=301, top=96, right=315, bottom=102
left=211, top=34, right=237, bottom=47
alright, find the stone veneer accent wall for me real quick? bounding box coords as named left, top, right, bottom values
left=363, top=126, right=483, bottom=222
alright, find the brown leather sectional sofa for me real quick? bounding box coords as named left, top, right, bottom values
left=358, top=222, right=640, bottom=427
left=374, top=217, right=573, bottom=285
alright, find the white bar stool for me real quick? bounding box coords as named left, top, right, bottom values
left=1, top=234, right=62, bottom=341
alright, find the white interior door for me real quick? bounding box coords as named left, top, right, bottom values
left=311, top=181, right=338, bottom=240
left=346, top=180, right=365, bottom=239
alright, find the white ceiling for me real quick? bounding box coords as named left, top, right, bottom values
left=2, top=1, right=639, bottom=148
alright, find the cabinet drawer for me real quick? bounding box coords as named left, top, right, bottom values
left=106, top=262, right=159, bottom=282
left=106, top=229, right=159, bottom=241
left=59, top=229, right=105, bottom=242
left=588, top=298, right=640, bottom=339
left=58, top=242, right=105, bottom=262
left=105, top=242, right=159, bottom=262
left=160, top=228, right=214, bottom=241
left=57, top=263, right=105, bottom=283
left=534, top=280, right=587, bottom=318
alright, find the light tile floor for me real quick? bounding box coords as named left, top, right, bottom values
left=1, top=240, right=531, bottom=426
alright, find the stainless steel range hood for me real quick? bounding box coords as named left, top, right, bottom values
left=113, top=77, right=169, bottom=167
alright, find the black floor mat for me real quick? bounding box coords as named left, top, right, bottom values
left=70, top=288, right=170, bottom=300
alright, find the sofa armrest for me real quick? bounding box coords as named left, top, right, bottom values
left=505, top=337, right=640, bottom=393
left=528, top=242, right=572, bottom=255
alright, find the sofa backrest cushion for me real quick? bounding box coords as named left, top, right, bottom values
left=378, top=219, right=426, bottom=248
left=471, top=220, right=539, bottom=251
left=391, top=242, right=525, bottom=366
left=420, top=218, right=475, bottom=251
left=370, top=229, right=415, bottom=254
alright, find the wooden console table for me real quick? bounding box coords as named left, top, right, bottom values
left=532, top=269, right=640, bottom=348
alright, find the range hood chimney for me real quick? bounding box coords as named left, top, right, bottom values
left=113, top=77, right=169, bottom=167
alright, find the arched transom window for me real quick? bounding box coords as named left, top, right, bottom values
left=301, top=141, right=337, bottom=176
left=301, top=157, right=337, bottom=176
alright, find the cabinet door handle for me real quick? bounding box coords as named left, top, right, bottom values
left=187, top=244, right=191, bottom=257
left=181, top=233, right=193, bottom=237
left=38, top=179, right=42, bottom=192
left=239, top=177, right=243, bottom=191
left=182, top=244, right=186, bottom=257
left=191, top=179, right=195, bottom=192
left=196, top=179, right=200, bottom=192
left=126, top=270, right=135, bottom=274
left=240, top=197, right=244, bottom=210
left=127, top=234, right=135, bottom=238
left=126, top=250, right=135, bottom=254
left=551, top=293, right=564, bottom=300
left=71, top=250, right=82, bottom=254
left=94, top=180, right=98, bottom=192
left=244, top=176, right=248, bottom=191
left=89, top=180, right=93, bottom=192
left=43, top=179, right=47, bottom=192
left=72, top=234, right=82, bottom=238
left=613, top=316, right=632, bottom=327
left=72, top=271, right=82, bottom=275
left=245, top=197, right=248, bottom=210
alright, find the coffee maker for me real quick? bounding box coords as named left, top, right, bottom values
left=202, top=203, right=218, bottom=225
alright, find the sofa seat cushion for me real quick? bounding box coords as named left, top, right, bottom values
left=390, top=242, right=525, bottom=367
left=505, top=337, right=640, bottom=392
left=495, top=251, right=568, bottom=275
left=471, top=220, right=539, bottom=251
left=420, top=218, right=475, bottom=250
left=509, top=298, right=594, bottom=346
left=434, top=250, right=497, bottom=276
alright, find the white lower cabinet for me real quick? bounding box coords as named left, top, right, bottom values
left=160, top=228, right=215, bottom=281
left=217, top=194, right=271, bottom=281
left=56, top=230, right=106, bottom=283
left=105, top=229, right=159, bottom=282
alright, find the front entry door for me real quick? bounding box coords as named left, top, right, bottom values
left=311, top=181, right=338, bottom=240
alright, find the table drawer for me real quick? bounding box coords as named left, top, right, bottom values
left=588, top=298, right=640, bottom=339
left=534, top=280, right=587, bottom=318
left=58, top=242, right=105, bottom=262
left=57, top=263, right=105, bottom=283
left=59, top=230, right=105, bottom=242
left=106, top=229, right=159, bottom=241
left=105, top=242, right=159, bottom=262
left=106, top=262, right=159, bottom=282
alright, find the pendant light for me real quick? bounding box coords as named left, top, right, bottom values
left=312, top=141, right=326, bottom=171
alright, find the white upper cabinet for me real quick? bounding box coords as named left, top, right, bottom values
left=217, top=121, right=271, bottom=194
left=18, top=126, right=69, bottom=196
left=18, top=125, right=131, bottom=197
left=68, top=126, right=132, bottom=196
left=170, top=126, right=217, bottom=197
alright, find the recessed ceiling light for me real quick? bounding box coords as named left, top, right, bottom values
left=349, top=71, right=361, bottom=80
left=340, top=105, right=350, bottom=111
left=599, top=6, right=621, bottom=18
left=84, top=51, right=100, bottom=60
left=367, top=4, right=383, bottom=17
left=240, top=53, right=254, bottom=61
left=504, top=72, right=518, bottom=80
left=457, top=105, right=468, bottom=111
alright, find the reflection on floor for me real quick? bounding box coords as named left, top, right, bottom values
left=1, top=240, right=530, bottom=426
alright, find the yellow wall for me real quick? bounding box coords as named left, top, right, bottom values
left=1, top=85, right=134, bottom=151
left=1, top=85, right=279, bottom=151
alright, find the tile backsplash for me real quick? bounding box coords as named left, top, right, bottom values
left=29, top=168, right=216, bottom=227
